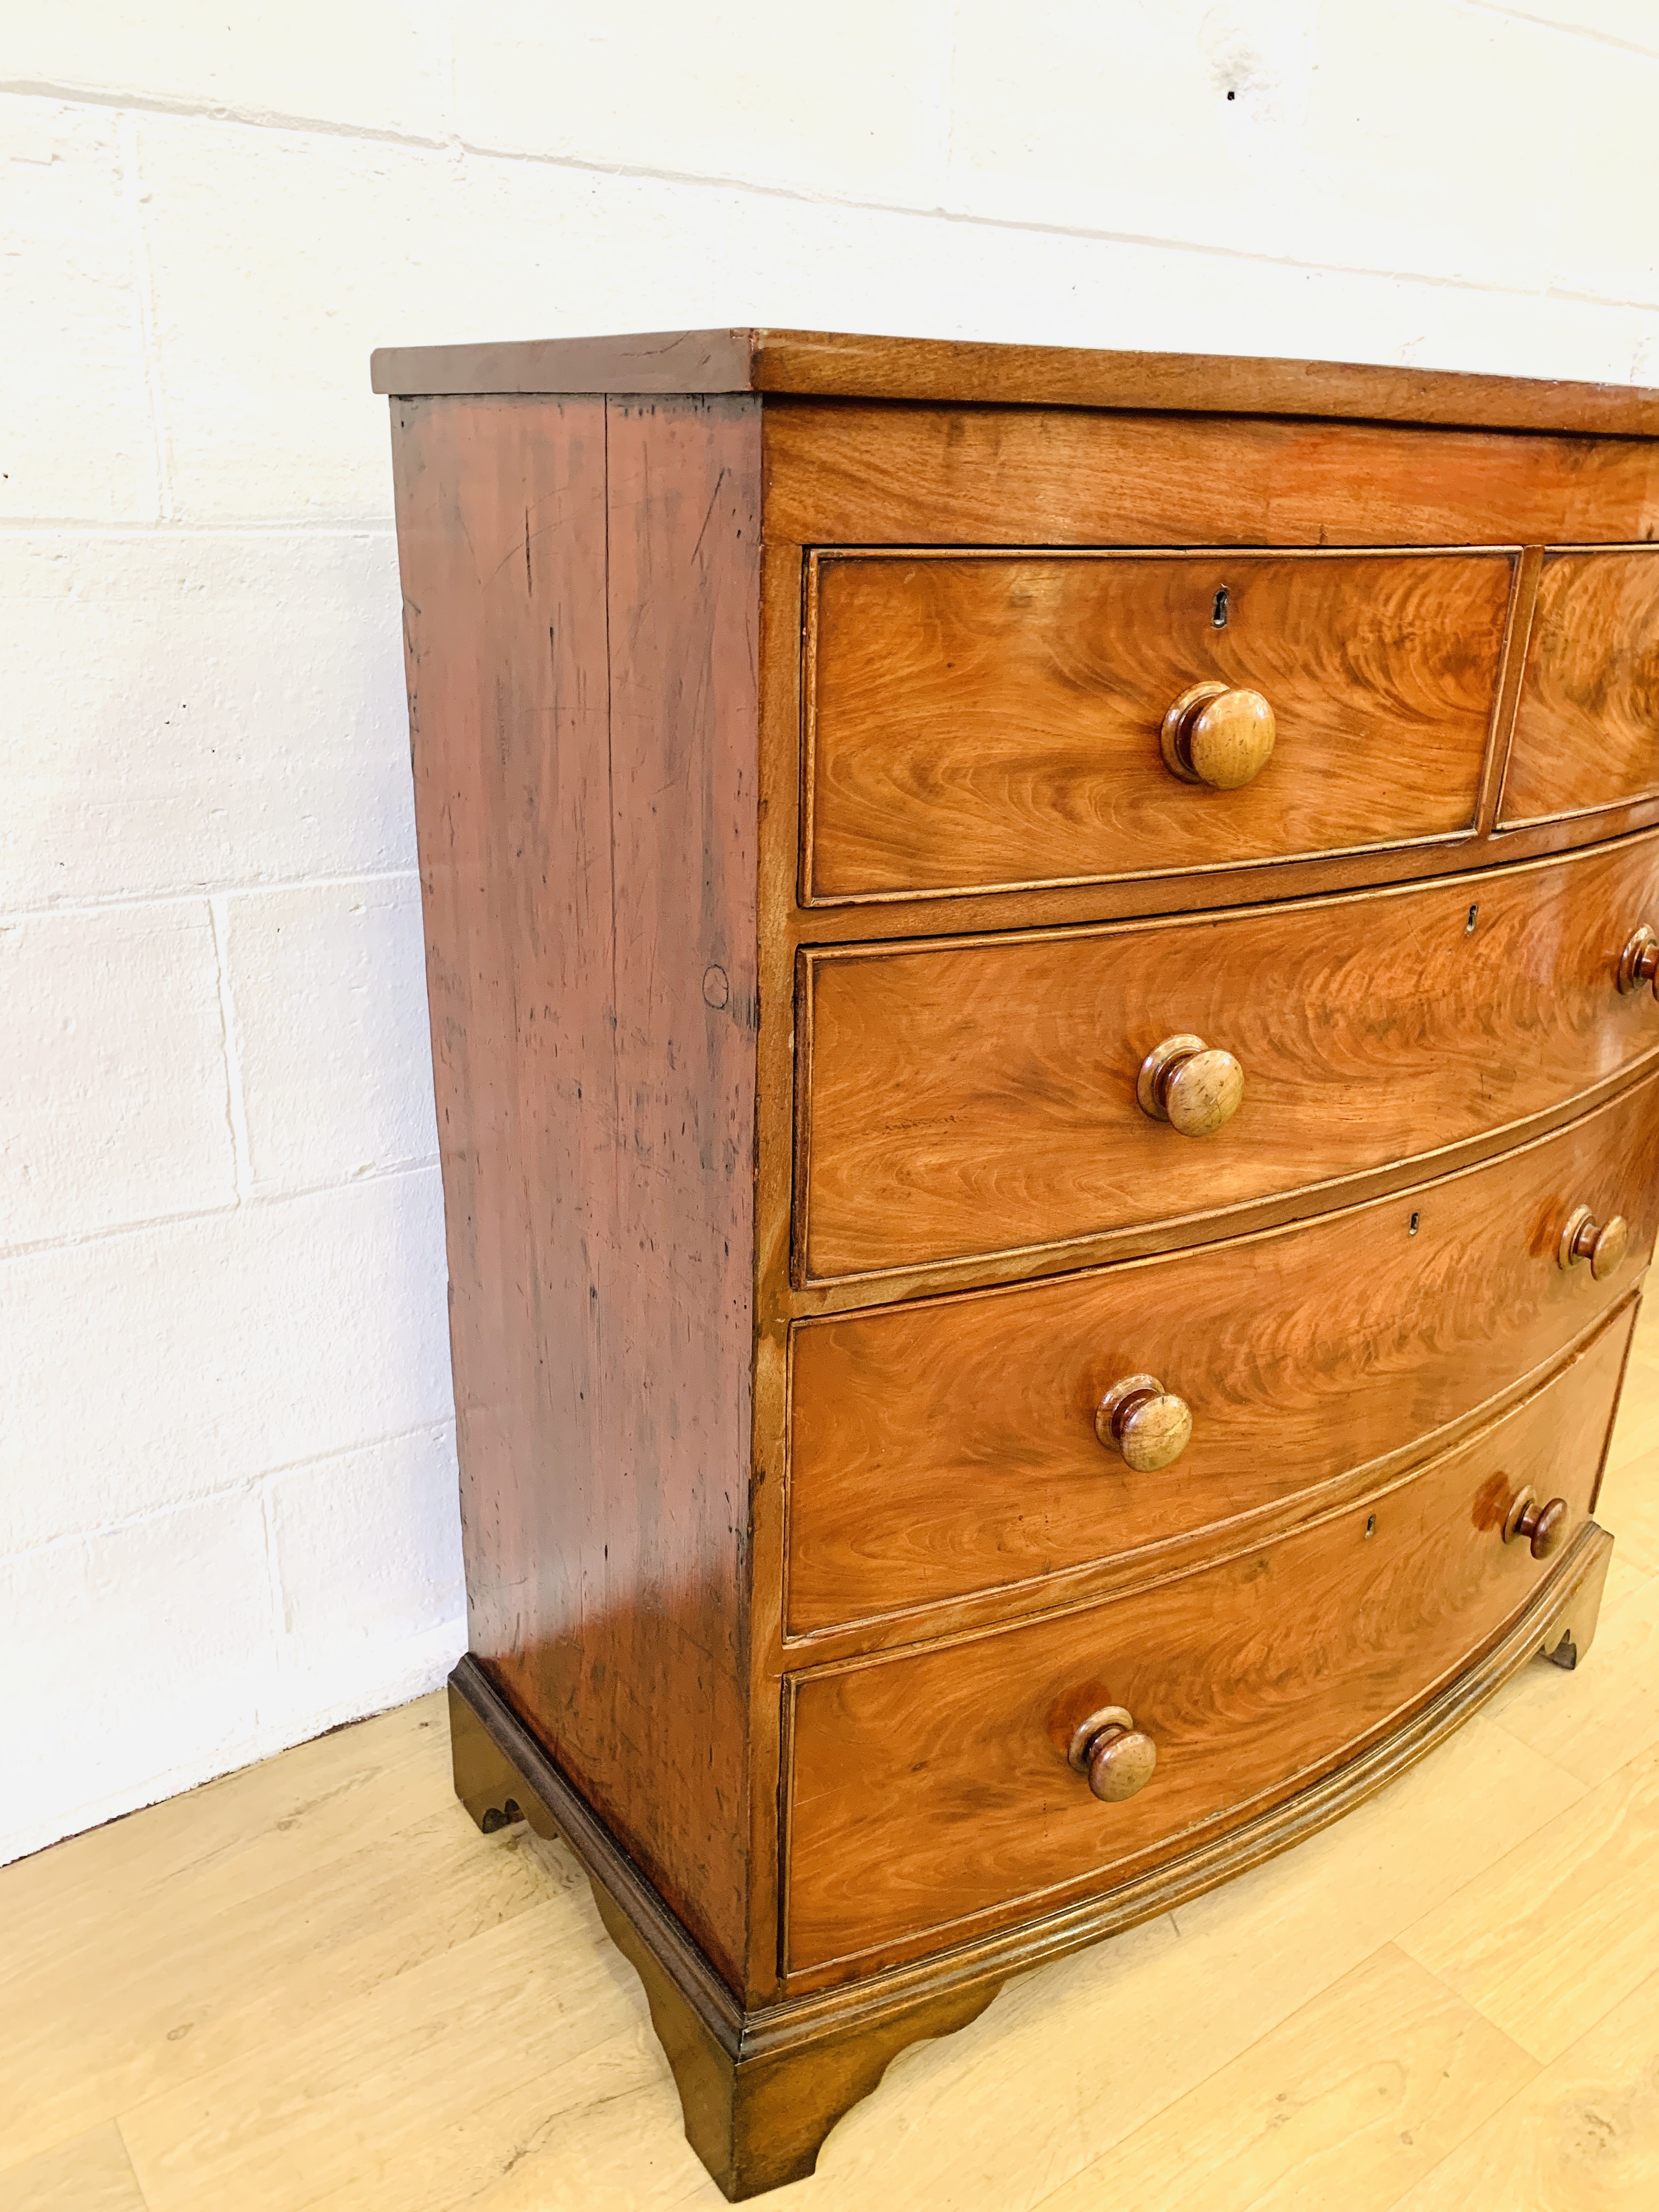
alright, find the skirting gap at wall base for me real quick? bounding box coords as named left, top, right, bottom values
left=446, top=1519, right=1612, bottom=2201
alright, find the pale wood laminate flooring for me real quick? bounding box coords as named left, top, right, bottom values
left=7, top=1315, right=1659, bottom=2211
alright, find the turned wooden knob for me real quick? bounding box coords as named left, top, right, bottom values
left=1558, top=1205, right=1628, bottom=1279
left=1618, top=924, right=1659, bottom=997
left=1503, top=1486, right=1569, bottom=1559
left=1067, top=1705, right=1158, bottom=1803
left=1095, top=1374, right=1193, bottom=1472
left=1137, top=1033, right=1245, bottom=1137
left=1160, top=680, right=1277, bottom=789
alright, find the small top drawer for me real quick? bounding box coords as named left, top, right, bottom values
left=1499, top=548, right=1659, bottom=827
left=803, top=549, right=1516, bottom=902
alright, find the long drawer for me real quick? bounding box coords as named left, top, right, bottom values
left=787, top=1076, right=1659, bottom=1635
left=783, top=1309, right=1631, bottom=1978
left=795, top=827, right=1659, bottom=1284
left=804, top=548, right=1515, bottom=901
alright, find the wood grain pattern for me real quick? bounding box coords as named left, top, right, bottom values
left=764, top=403, right=1659, bottom=550
left=1499, top=549, right=1659, bottom=826
left=784, top=1315, right=1629, bottom=1978
left=1398, top=1734, right=1659, bottom=2067
left=804, top=550, right=1513, bottom=901
left=116, top=1880, right=634, bottom=2212
left=787, top=1081, right=1659, bottom=1636
left=797, top=828, right=1659, bottom=1284
left=750, top=542, right=1632, bottom=979
left=1035, top=1945, right=1538, bottom=2212
left=374, top=328, right=1659, bottom=437
left=391, top=391, right=761, bottom=1990
left=742, top=539, right=805, bottom=2001
left=0, top=2129, right=148, bottom=2212
left=5, top=1776, right=548, bottom=2177
left=1391, top=1962, right=1659, bottom=2211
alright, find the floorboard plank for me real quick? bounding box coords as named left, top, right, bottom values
left=118, top=1897, right=636, bottom=2212
left=1, top=1694, right=453, bottom=1979
left=1030, top=1944, right=1536, bottom=2212
left=1391, top=1965, right=1659, bottom=2210
left=0, top=1810, right=551, bottom=2172
left=0, top=2123, right=148, bottom=2212
left=1397, top=1742, right=1659, bottom=2066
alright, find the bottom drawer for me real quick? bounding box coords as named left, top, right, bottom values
left=783, top=1304, right=1633, bottom=1981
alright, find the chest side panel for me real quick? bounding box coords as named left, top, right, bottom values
left=391, top=391, right=762, bottom=1989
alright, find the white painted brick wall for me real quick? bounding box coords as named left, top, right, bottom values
left=3, top=0, right=1657, bottom=1865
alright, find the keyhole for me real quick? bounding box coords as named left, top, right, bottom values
left=1465, top=904, right=1479, bottom=935
left=1364, top=1515, right=1376, bottom=1538
left=1211, top=585, right=1229, bottom=629
left=1409, top=1211, right=1420, bottom=1235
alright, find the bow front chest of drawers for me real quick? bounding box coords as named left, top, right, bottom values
left=374, top=331, right=1659, bottom=2198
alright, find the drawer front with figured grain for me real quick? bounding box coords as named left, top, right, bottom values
left=796, top=828, right=1659, bottom=1285
left=803, top=548, right=1516, bottom=901
left=783, top=1309, right=1630, bottom=1979
left=787, top=1076, right=1658, bottom=1635
left=1499, top=548, right=1659, bottom=827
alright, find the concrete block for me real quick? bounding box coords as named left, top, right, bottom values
left=222, top=876, right=438, bottom=1195
left=945, top=0, right=1572, bottom=294
left=133, top=114, right=424, bottom=522
left=0, top=900, right=235, bottom=1249
left=1298, top=0, right=1581, bottom=292
left=452, top=0, right=950, bottom=206
left=0, top=95, right=157, bottom=521
left=2, top=1492, right=276, bottom=1864
left=266, top=1423, right=463, bottom=1684
left=1547, top=48, right=1659, bottom=306
left=946, top=0, right=1310, bottom=262
left=0, top=1169, right=455, bottom=1553
left=1521, top=2, right=1659, bottom=55
left=0, top=529, right=415, bottom=904
left=3, top=0, right=450, bottom=140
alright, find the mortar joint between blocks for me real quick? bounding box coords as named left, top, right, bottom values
left=208, top=894, right=253, bottom=1204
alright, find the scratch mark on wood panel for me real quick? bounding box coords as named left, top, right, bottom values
left=691, top=466, right=728, bottom=568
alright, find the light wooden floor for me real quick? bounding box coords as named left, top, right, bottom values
left=8, top=1327, right=1659, bottom=2212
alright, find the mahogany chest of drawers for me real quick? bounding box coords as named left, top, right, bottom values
left=374, top=330, right=1659, bottom=2198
